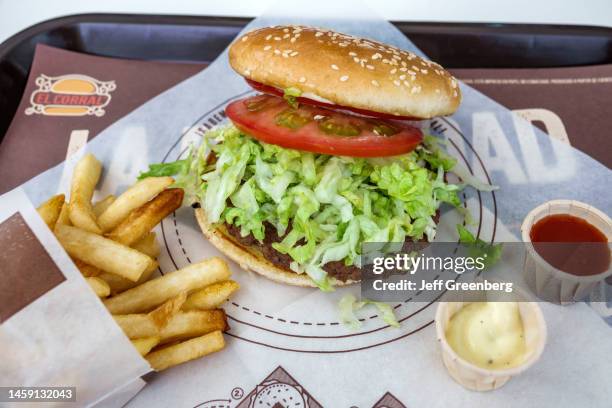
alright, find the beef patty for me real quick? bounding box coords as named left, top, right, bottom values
left=223, top=210, right=440, bottom=282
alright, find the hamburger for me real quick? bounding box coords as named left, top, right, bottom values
left=141, top=25, right=464, bottom=291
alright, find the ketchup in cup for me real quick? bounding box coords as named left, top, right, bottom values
left=529, top=214, right=610, bottom=276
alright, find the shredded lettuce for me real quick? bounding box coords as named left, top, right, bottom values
left=450, top=161, right=499, bottom=192
left=457, top=224, right=502, bottom=268
left=339, top=294, right=363, bottom=330
left=283, top=87, right=302, bottom=109
left=339, top=294, right=400, bottom=329
left=139, top=125, right=464, bottom=290
left=137, top=159, right=189, bottom=180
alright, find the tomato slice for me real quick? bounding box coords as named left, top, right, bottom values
left=245, top=79, right=421, bottom=121
left=225, top=94, right=423, bottom=157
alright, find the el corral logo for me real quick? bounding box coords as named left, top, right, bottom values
left=25, top=74, right=116, bottom=117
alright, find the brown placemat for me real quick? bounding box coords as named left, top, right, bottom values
left=0, top=45, right=205, bottom=193
left=451, top=65, right=612, bottom=168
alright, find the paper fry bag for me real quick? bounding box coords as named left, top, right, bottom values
left=0, top=188, right=150, bottom=407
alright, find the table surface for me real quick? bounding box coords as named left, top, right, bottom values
left=1, top=0, right=612, bottom=45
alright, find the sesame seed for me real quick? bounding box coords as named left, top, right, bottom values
left=353, top=57, right=360, bottom=63
left=407, top=70, right=416, bottom=75
left=340, top=75, right=349, bottom=82
left=315, top=32, right=324, bottom=37
left=264, top=45, right=271, bottom=51
left=244, top=69, right=251, bottom=75
left=283, top=28, right=289, bottom=33
left=371, top=80, right=380, bottom=87
left=290, top=37, right=296, bottom=43
left=366, top=65, right=374, bottom=70
left=403, top=81, right=410, bottom=86
left=421, top=69, right=428, bottom=74
left=241, top=36, right=248, bottom=42
left=331, top=64, right=339, bottom=70
left=349, top=51, right=357, bottom=56
left=372, top=53, right=382, bottom=60
left=274, top=49, right=281, bottom=55
left=399, top=74, right=406, bottom=80
left=393, top=80, right=400, bottom=86
left=283, top=33, right=290, bottom=39
left=390, top=68, right=397, bottom=74
left=274, top=36, right=281, bottom=41
left=290, top=51, right=299, bottom=56
left=265, top=34, right=272, bottom=40
left=382, top=59, right=390, bottom=64
left=282, top=54, right=288, bottom=58
left=299, top=77, right=306, bottom=83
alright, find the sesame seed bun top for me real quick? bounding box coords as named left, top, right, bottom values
left=229, top=25, right=461, bottom=119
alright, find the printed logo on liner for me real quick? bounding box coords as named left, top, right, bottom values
left=25, top=74, right=116, bottom=117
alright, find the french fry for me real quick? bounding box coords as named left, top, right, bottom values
left=93, top=195, right=116, bottom=217
left=37, top=194, right=65, bottom=230
left=56, top=225, right=154, bottom=282
left=98, top=261, right=158, bottom=294
left=149, top=293, right=187, bottom=330
left=182, top=281, right=240, bottom=311
left=114, top=314, right=158, bottom=338
left=104, top=257, right=230, bottom=314
left=113, top=309, right=227, bottom=342
left=73, top=258, right=102, bottom=277
left=131, top=232, right=160, bottom=258
left=146, top=331, right=225, bottom=371
left=68, top=154, right=102, bottom=234
left=86, top=277, right=110, bottom=298
left=159, top=310, right=227, bottom=344
left=131, top=337, right=160, bottom=356
left=56, top=202, right=71, bottom=227
left=98, top=176, right=174, bottom=232
left=107, top=188, right=184, bottom=246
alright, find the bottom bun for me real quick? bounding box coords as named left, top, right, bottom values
left=194, top=208, right=357, bottom=287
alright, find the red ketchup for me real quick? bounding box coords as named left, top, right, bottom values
left=529, top=214, right=610, bottom=276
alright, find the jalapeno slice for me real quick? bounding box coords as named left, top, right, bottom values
left=275, top=108, right=312, bottom=130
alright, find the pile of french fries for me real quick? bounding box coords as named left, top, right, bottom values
left=36, top=153, right=239, bottom=371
